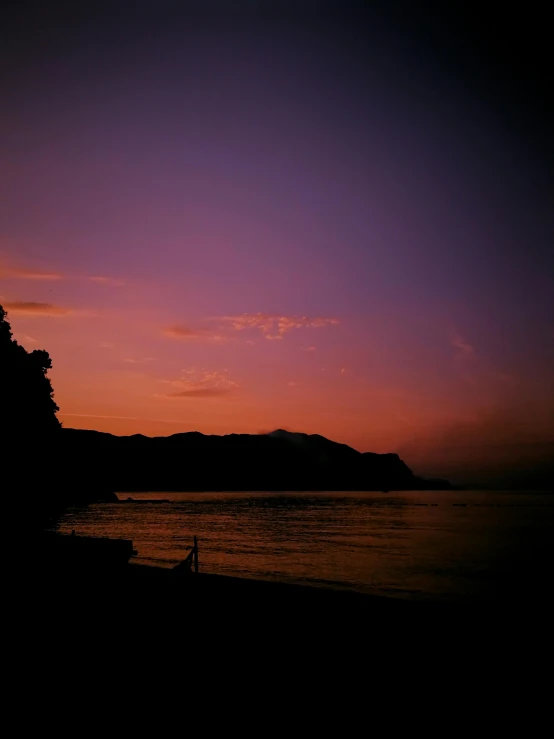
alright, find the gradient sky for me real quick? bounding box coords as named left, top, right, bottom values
left=2, top=2, right=553, bottom=486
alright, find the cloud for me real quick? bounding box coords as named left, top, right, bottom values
left=287, top=381, right=298, bottom=386
left=163, top=325, right=202, bottom=339
left=163, top=314, right=339, bottom=343
left=59, top=413, right=186, bottom=425
left=124, top=357, right=156, bottom=364
left=3, top=301, right=72, bottom=316
left=0, top=264, right=63, bottom=280
left=89, top=276, right=125, bottom=286
left=0, top=259, right=124, bottom=285
left=398, top=408, right=554, bottom=488
left=450, top=331, right=475, bottom=359
left=165, top=387, right=233, bottom=398
left=162, top=325, right=228, bottom=343
left=221, top=313, right=339, bottom=340
left=301, top=345, right=317, bottom=352
left=448, top=329, right=519, bottom=396
left=160, top=369, right=240, bottom=399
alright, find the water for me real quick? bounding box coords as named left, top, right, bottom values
left=56, top=490, right=554, bottom=603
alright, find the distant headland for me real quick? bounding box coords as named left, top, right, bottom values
left=62, top=427, right=452, bottom=494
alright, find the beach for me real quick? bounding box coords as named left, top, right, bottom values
left=33, top=558, right=550, bottom=632
left=19, top=552, right=552, bottom=702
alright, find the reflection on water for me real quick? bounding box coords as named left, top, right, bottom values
left=56, top=490, right=554, bottom=603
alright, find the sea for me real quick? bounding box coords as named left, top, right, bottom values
left=55, top=490, right=554, bottom=604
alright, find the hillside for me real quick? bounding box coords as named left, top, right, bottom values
left=61, top=427, right=451, bottom=492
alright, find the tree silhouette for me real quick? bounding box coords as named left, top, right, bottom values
left=1, top=304, right=64, bottom=529
left=1, top=306, right=60, bottom=439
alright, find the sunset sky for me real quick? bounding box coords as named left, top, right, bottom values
left=2, top=2, right=553, bottom=486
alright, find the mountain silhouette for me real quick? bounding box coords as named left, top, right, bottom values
left=61, top=427, right=451, bottom=493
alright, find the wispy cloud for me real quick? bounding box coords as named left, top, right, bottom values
left=221, top=313, right=339, bottom=340
left=166, top=387, right=232, bottom=398
left=59, top=413, right=186, bottom=424
left=162, top=325, right=228, bottom=343
left=163, top=314, right=339, bottom=343
left=0, top=263, right=63, bottom=280
left=450, top=331, right=475, bottom=360
left=301, top=345, right=317, bottom=352
left=160, top=369, right=240, bottom=399
left=89, top=276, right=125, bottom=286
left=163, top=325, right=203, bottom=340
left=449, top=329, right=519, bottom=398
left=123, top=357, right=156, bottom=364
left=3, top=301, right=72, bottom=316
left=0, top=259, right=124, bottom=286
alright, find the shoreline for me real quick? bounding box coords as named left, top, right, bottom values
left=34, top=559, right=549, bottom=619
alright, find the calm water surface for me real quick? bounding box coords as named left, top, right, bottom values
left=56, top=490, right=554, bottom=603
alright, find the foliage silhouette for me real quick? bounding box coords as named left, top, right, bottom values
left=1, top=304, right=65, bottom=530
left=1, top=306, right=61, bottom=438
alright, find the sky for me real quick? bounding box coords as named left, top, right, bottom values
left=1, top=1, right=553, bottom=487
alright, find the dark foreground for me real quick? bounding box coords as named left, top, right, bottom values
left=28, top=560, right=553, bottom=638
left=12, top=558, right=553, bottom=707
